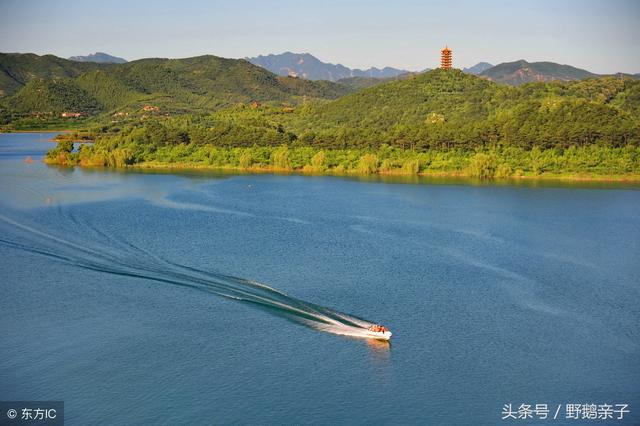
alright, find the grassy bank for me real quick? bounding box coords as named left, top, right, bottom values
left=44, top=143, right=640, bottom=182
left=126, top=162, right=640, bottom=182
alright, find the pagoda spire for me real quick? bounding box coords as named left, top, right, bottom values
left=440, top=45, right=452, bottom=70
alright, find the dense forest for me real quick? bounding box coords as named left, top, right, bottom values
left=0, top=53, right=112, bottom=96
left=0, top=53, right=350, bottom=129
left=44, top=69, right=640, bottom=179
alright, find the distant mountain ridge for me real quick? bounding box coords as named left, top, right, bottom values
left=247, top=52, right=411, bottom=81
left=479, top=59, right=597, bottom=85
left=248, top=53, right=624, bottom=86
left=463, top=62, right=493, bottom=75
left=69, top=52, right=127, bottom=64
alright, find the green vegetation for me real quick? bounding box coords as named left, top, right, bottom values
left=290, top=70, right=639, bottom=150
left=480, top=60, right=598, bottom=85
left=336, top=77, right=389, bottom=91
left=0, top=52, right=110, bottom=97
left=45, top=142, right=640, bottom=180
left=7, top=79, right=101, bottom=114
left=44, top=69, right=640, bottom=179
left=53, top=130, right=96, bottom=142
left=1, top=55, right=636, bottom=181
left=0, top=53, right=350, bottom=130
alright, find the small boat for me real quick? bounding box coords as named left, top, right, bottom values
left=366, top=325, right=392, bottom=341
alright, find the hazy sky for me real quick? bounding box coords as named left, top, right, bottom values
left=1, top=0, right=638, bottom=73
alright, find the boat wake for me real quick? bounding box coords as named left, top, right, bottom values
left=0, top=211, right=386, bottom=340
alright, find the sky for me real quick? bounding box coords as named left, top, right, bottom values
left=0, top=0, right=638, bottom=74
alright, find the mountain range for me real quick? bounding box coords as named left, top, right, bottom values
left=247, top=52, right=411, bottom=81
left=0, top=53, right=349, bottom=118
left=246, top=53, right=632, bottom=86
left=1, top=51, right=638, bottom=126
left=478, top=60, right=598, bottom=85
left=462, top=62, right=494, bottom=75
left=69, top=52, right=127, bottom=64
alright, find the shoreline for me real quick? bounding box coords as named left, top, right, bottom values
left=70, top=160, right=640, bottom=183
left=26, top=131, right=640, bottom=184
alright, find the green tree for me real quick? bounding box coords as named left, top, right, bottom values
left=468, top=153, right=496, bottom=178
left=357, top=154, right=379, bottom=174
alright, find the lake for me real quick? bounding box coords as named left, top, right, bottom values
left=1, top=132, right=639, bottom=425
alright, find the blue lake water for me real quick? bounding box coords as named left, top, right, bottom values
left=1, top=132, right=639, bottom=425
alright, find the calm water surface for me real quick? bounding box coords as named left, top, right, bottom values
left=1, top=133, right=639, bottom=425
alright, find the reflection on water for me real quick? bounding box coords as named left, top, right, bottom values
left=366, top=338, right=391, bottom=359
left=50, top=159, right=640, bottom=191
left=333, top=173, right=640, bottom=190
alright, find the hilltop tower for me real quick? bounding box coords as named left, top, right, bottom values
left=440, top=46, right=452, bottom=70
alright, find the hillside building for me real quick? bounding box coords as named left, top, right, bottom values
left=440, top=46, right=452, bottom=70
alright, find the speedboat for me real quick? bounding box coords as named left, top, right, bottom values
left=365, top=325, right=392, bottom=341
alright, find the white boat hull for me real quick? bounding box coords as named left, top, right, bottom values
left=364, top=330, right=392, bottom=341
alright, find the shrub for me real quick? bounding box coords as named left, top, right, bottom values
left=109, top=148, right=134, bottom=167
left=58, top=140, right=74, bottom=153
left=239, top=150, right=253, bottom=169
left=309, top=150, right=326, bottom=172
left=272, top=146, right=292, bottom=170
left=468, top=153, right=496, bottom=178
left=357, top=154, right=379, bottom=174
left=495, top=163, right=513, bottom=178
left=380, top=159, right=394, bottom=172
left=88, top=152, right=107, bottom=166
left=402, top=158, right=420, bottom=174
left=529, top=147, right=544, bottom=175
left=333, top=164, right=346, bottom=174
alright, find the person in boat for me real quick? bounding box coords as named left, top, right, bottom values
left=369, top=325, right=388, bottom=333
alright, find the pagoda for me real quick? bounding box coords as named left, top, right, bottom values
left=440, top=46, right=452, bottom=70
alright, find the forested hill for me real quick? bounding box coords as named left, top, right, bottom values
left=479, top=60, right=597, bottom=85
left=0, top=53, right=350, bottom=120
left=291, top=69, right=640, bottom=149
left=0, top=53, right=110, bottom=97
left=72, top=69, right=640, bottom=151
left=3, top=52, right=639, bottom=155
left=44, top=69, right=640, bottom=178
